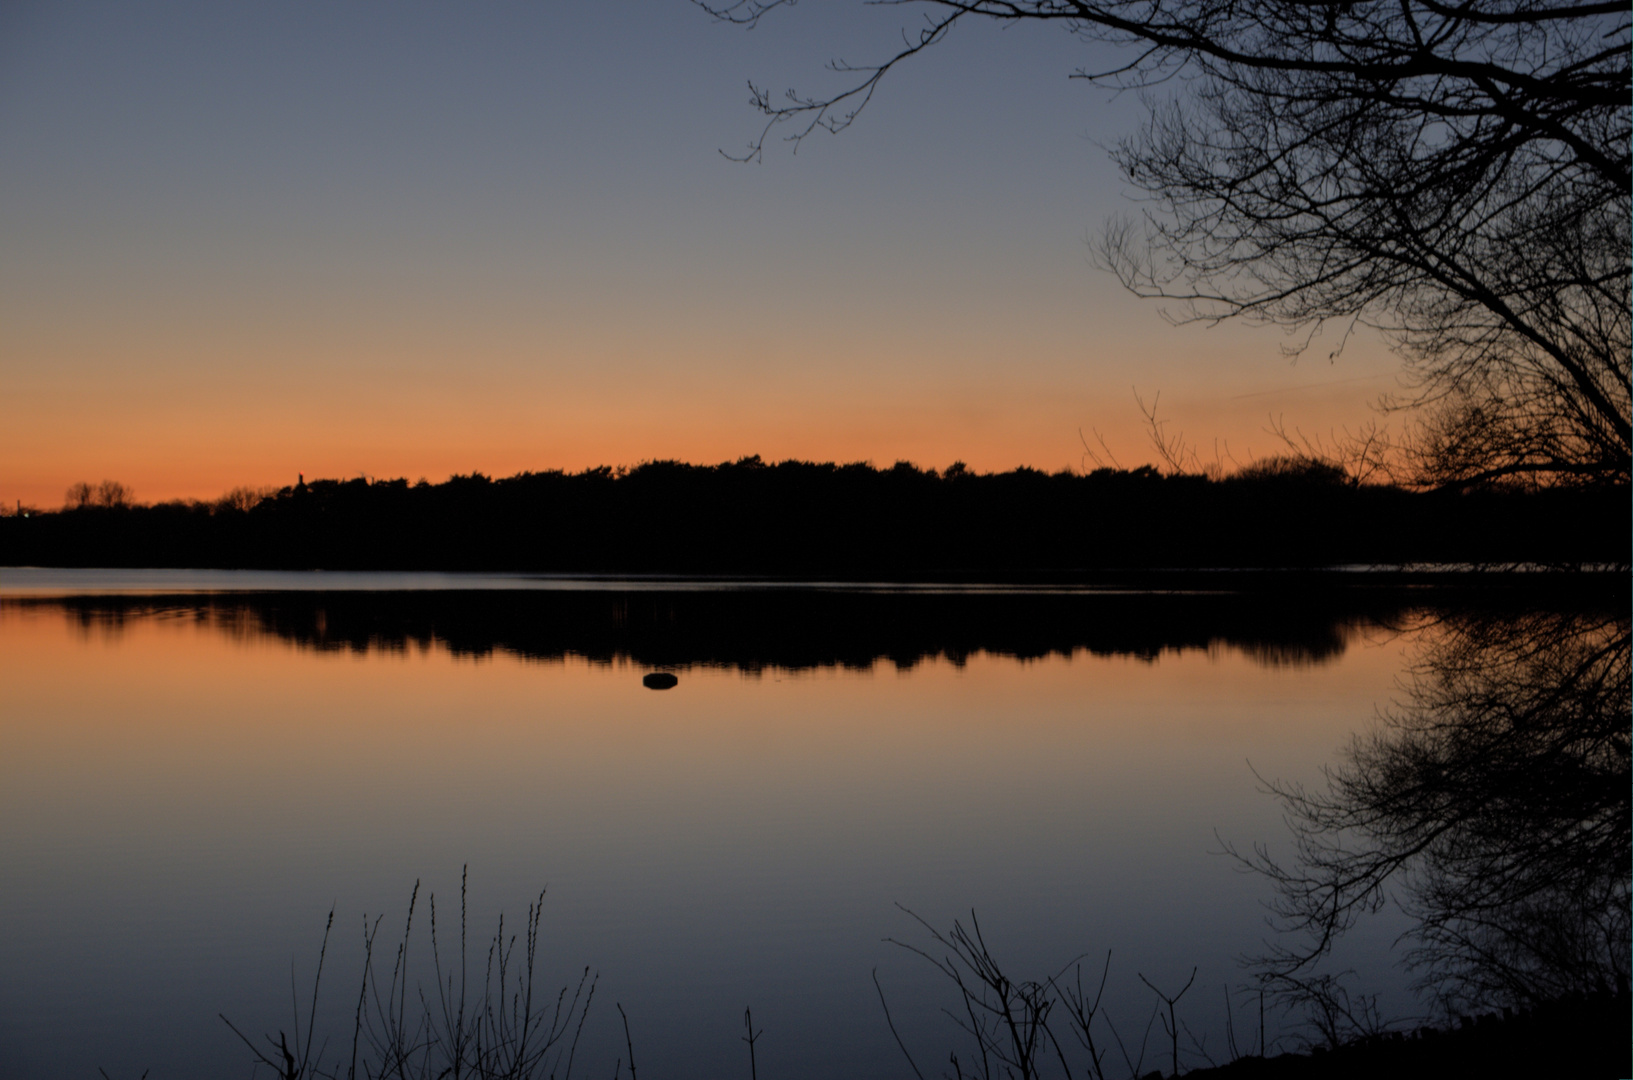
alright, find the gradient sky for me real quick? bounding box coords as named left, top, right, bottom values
left=1, top=1, right=1404, bottom=507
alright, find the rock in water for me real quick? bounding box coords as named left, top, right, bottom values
left=642, top=672, right=679, bottom=690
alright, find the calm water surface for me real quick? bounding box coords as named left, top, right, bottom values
left=1, top=571, right=1428, bottom=1078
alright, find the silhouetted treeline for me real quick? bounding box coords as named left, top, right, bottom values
left=3, top=459, right=1626, bottom=572
left=12, top=575, right=1621, bottom=673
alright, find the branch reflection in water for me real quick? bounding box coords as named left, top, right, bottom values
left=1240, top=606, right=1630, bottom=1018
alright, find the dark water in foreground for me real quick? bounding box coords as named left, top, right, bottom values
left=0, top=570, right=1595, bottom=1078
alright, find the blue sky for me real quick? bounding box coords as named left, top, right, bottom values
left=0, top=1, right=1400, bottom=504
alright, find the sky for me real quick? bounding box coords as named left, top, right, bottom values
left=0, top=0, right=1405, bottom=507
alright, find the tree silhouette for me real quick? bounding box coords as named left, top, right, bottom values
left=701, top=0, right=1630, bottom=487
left=65, top=479, right=134, bottom=509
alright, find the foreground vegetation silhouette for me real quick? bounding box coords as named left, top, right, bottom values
left=3, top=459, right=1627, bottom=572
left=209, top=880, right=1627, bottom=1080
left=218, top=872, right=604, bottom=1080
left=870, top=909, right=1627, bottom=1079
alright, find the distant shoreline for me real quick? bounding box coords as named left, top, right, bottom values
left=3, top=461, right=1625, bottom=573
left=1, top=564, right=1627, bottom=596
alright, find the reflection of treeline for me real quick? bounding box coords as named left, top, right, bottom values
left=15, top=579, right=1620, bottom=672
left=4, top=459, right=1627, bottom=570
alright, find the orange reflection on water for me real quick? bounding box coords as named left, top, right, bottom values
left=0, top=598, right=1417, bottom=1079
left=0, top=600, right=1409, bottom=861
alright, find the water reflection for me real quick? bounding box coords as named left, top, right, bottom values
left=1, top=577, right=1622, bottom=1077
left=1247, top=606, right=1631, bottom=1016
left=16, top=586, right=1410, bottom=670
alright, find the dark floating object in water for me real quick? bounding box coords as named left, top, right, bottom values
left=642, top=672, right=679, bottom=690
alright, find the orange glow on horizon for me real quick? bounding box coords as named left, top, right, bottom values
left=0, top=331, right=1403, bottom=510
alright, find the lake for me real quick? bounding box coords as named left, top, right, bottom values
left=0, top=569, right=1589, bottom=1078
